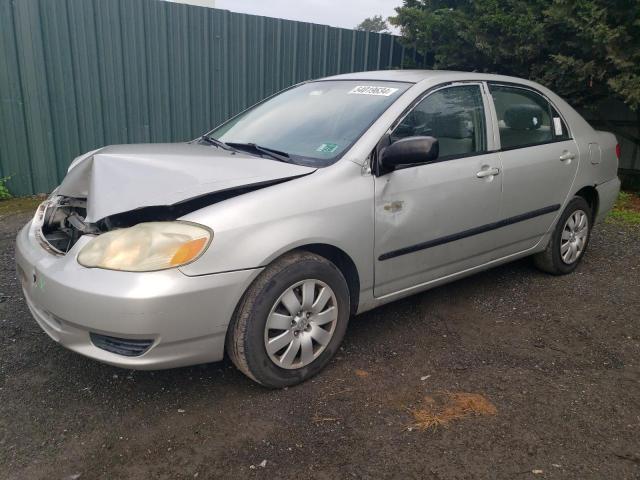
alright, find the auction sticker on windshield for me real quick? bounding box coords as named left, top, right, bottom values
left=348, top=85, right=399, bottom=96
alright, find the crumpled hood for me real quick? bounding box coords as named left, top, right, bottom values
left=58, top=143, right=316, bottom=222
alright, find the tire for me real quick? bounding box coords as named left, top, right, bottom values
left=533, top=196, right=592, bottom=275
left=226, top=251, right=350, bottom=388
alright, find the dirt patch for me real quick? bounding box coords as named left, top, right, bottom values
left=0, top=196, right=43, bottom=219
left=623, top=192, right=640, bottom=211
left=409, top=392, right=497, bottom=430
left=1, top=209, right=640, bottom=479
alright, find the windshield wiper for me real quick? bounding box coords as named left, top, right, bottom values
left=225, top=142, right=292, bottom=163
left=198, top=135, right=235, bottom=151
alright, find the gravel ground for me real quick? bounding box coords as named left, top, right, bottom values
left=1, top=205, right=639, bottom=479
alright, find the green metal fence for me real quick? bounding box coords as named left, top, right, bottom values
left=0, top=0, right=412, bottom=196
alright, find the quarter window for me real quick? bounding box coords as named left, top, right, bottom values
left=490, top=85, right=567, bottom=149
left=391, top=85, right=487, bottom=159
left=551, top=106, right=570, bottom=140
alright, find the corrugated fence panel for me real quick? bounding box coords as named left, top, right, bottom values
left=145, top=0, right=172, bottom=143
left=39, top=0, right=80, bottom=183
left=67, top=0, right=106, bottom=154
left=94, top=0, right=128, bottom=146
left=0, top=0, right=415, bottom=195
left=12, top=0, right=59, bottom=194
left=0, top=0, right=33, bottom=194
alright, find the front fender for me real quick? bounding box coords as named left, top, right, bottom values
left=178, top=161, right=375, bottom=292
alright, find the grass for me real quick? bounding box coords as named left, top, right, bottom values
left=607, top=191, right=640, bottom=226
left=409, top=392, right=497, bottom=430
left=0, top=196, right=43, bottom=218
left=0, top=177, right=11, bottom=200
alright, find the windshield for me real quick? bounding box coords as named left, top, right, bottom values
left=208, top=80, right=410, bottom=166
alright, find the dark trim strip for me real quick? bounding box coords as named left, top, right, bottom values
left=378, top=204, right=561, bottom=261
left=498, top=137, right=574, bottom=153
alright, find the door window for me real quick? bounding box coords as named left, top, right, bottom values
left=391, top=85, right=487, bottom=159
left=490, top=85, right=568, bottom=149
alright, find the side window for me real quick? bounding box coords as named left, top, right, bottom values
left=490, top=85, right=557, bottom=149
left=391, top=85, right=487, bottom=159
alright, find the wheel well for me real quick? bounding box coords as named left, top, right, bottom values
left=294, top=244, right=360, bottom=315
left=575, top=186, right=599, bottom=220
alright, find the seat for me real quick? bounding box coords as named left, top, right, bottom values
left=431, top=113, right=473, bottom=157
left=500, top=104, right=552, bottom=148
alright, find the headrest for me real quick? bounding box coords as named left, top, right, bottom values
left=504, top=104, right=544, bottom=130
left=432, top=114, right=472, bottom=139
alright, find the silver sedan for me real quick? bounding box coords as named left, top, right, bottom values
left=16, top=70, right=621, bottom=387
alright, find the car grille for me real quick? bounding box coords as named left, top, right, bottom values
left=90, top=333, right=153, bottom=357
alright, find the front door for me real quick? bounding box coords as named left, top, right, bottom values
left=374, top=84, right=503, bottom=297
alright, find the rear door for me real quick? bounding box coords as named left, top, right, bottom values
left=487, top=83, right=579, bottom=256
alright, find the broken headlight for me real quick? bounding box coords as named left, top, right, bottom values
left=77, top=222, right=212, bottom=272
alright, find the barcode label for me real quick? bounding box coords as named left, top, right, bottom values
left=348, top=85, right=399, bottom=96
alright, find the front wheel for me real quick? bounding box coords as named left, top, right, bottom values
left=226, top=251, right=350, bottom=388
left=533, top=196, right=592, bottom=275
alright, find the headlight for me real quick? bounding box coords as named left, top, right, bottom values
left=77, top=222, right=212, bottom=272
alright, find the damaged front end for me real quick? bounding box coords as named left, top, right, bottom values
left=34, top=142, right=317, bottom=255
left=36, top=196, right=97, bottom=254
left=36, top=177, right=299, bottom=255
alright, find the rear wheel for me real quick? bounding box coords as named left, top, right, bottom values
left=226, top=251, right=350, bottom=388
left=533, top=196, right=592, bottom=275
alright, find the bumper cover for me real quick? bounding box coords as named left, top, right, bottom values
left=595, top=177, right=621, bottom=224
left=15, top=222, right=261, bottom=369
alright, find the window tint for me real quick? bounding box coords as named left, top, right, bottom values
left=490, top=85, right=555, bottom=149
left=391, top=85, right=487, bottom=159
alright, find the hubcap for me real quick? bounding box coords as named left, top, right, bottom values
left=560, top=209, right=589, bottom=264
left=264, top=279, right=338, bottom=369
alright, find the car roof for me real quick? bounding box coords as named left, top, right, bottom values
left=320, top=69, right=460, bottom=83
left=320, top=69, right=539, bottom=87
left=317, top=69, right=595, bottom=139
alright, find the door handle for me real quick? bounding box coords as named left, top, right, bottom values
left=559, top=151, right=576, bottom=162
left=476, top=167, right=500, bottom=178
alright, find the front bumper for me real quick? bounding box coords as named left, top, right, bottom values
left=15, top=221, right=261, bottom=369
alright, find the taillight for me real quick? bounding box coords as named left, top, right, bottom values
left=615, top=144, right=621, bottom=160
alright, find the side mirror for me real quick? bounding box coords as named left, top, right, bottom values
left=380, top=136, right=439, bottom=170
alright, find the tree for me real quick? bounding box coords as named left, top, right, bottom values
left=356, top=15, right=391, bottom=34
left=543, top=1, right=640, bottom=110
left=390, top=0, right=640, bottom=112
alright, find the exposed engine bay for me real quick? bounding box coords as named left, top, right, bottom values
left=39, top=197, right=96, bottom=254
